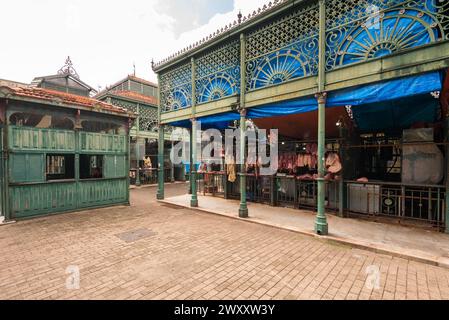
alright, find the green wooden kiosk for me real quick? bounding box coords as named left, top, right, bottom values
left=0, top=85, right=135, bottom=221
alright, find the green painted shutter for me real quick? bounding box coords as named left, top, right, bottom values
left=9, top=153, right=45, bottom=183
left=104, top=155, right=126, bottom=178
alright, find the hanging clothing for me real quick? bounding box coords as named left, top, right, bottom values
left=227, top=162, right=236, bottom=183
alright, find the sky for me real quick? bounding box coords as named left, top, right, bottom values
left=0, top=0, right=270, bottom=91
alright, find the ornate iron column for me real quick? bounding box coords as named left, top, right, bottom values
left=157, top=124, right=165, bottom=200
left=238, top=32, right=249, bottom=218
left=0, top=124, right=5, bottom=221
left=156, top=73, right=164, bottom=200
left=190, top=118, right=199, bottom=207
left=239, top=108, right=248, bottom=218
left=338, top=123, right=347, bottom=218
left=444, top=115, right=449, bottom=234
left=135, top=104, right=141, bottom=186
left=74, top=110, right=81, bottom=209
left=315, top=92, right=328, bottom=235
left=315, top=0, right=328, bottom=235
left=188, top=128, right=193, bottom=194
left=135, top=138, right=141, bottom=187
left=190, top=56, right=199, bottom=207
left=170, top=140, right=175, bottom=182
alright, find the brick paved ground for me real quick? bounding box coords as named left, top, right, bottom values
left=1, top=183, right=449, bottom=300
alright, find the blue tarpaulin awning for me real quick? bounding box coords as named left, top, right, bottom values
left=168, top=71, right=443, bottom=132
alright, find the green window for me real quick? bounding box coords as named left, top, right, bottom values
left=9, top=153, right=45, bottom=183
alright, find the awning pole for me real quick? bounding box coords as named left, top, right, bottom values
left=315, top=0, right=329, bottom=235
left=156, top=73, right=165, bottom=200
left=157, top=125, right=165, bottom=200
left=445, top=117, right=449, bottom=233
left=190, top=57, right=199, bottom=208
left=239, top=32, right=249, bottom=218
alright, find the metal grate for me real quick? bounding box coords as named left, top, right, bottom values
left=115, top=228, right=157, bottom=243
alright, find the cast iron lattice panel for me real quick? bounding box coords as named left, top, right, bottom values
left=112, top=99, right=138, bottom=113
left=325, top=0, right=449, bottom=71
left=196, top=39, right=240, bottom=79
left=160, top=62, right=192, bottom=113
left=195, top=39, right=241, bottom=104
left=138, top=105, right=158, bottom=132
left=245, top=4, right=320, bottom=61
left=245, top=3, right=319, bottom=92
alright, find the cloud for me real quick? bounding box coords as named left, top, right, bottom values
left=154, top=0, right=233, bottom=37
left=0, top=0, right=272, bottom=89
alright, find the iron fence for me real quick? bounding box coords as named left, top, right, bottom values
left=129, top=168, right=173, bottom=185
left=198, top=172, right=225, bottom=197
left=188, top=171, right=446, bottom=228
left=346, top=181, right=445, bottom=227
left=295, top=179, right=340, bottom=211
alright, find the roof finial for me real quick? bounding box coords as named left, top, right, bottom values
left=58, top=56, right=80, bottom=79
left=133, top=62, right=136, bottom=76
left=237, top=10, right=242, bottom=24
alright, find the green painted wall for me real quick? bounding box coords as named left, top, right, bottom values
left=6, top=125, right=129, bottom=219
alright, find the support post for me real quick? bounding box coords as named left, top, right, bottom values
left=188, top=128, right=193, bottom=194
left=338, top=125, right=347, bottom=218
left=156, top=73, right=165, bottom=200
left=170, top=140, right=175, bottom=182
left=315, top=0, right=328, bottom=235
left=190, top=118, right=198, bottom=207
left=445, top=117, right=449, bottom=234
left=135, top=138, right=141, bottom=186
left=0, top=125, right=5, bottom=221
left=238, top=32, right=249, bottom=218
left=315, top=93, right=328, bottom=235
left=74, top=112, right=81, bottom=209
left=239, top=109, right=248, bottom=218
left=135, top=104, right=141, bottom=186
left=270, top=176, right=277, bottom=207
left=190, top=56, right=198, bottom=207
left=157, top=126, right=165, bottom=200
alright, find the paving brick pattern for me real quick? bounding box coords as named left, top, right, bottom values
left=1, top=184, right=449, bottom=300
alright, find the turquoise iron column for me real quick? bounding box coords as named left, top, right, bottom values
left=238, top=32, right=248, bottom=218
left=170, top=140, right=175, bottom=182
left=315, top=92, right=328, bottom=235
left=239, top=108, right=248, bottom=218
left=157, top=124, right=165, bottom=200
left=315, top=0, right=328, bottom=235
left=135, top=104, right=141, bottom=187
left=190, top=118, right=198, bottom=207
left=190, top=57, right=199, bottom=207
left=0, top=125, right=4, bottom=221
left=156, top=73, right=165, bottom=200
left=445, top=117, right=449, bottom=234
left=135, top=139, right=141, bottom=186
left=188, top=128, right=193, bottom=194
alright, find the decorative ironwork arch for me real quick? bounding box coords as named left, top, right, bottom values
left=247, top=47, right=314, bottom=90
left=336, top=8, right=439, bottom=67
left=197, top=72, right=237, bottom=103
left=166, top=88, right=190, bottom=112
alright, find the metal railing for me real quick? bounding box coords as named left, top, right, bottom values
left=246, top=174, right=272, bottom=204
left=129, top=168, right=173, bottom=185
left=346, top=181, right=446, bottom=227
left=296, top=179, right=340, bottom=211
left=198, top=172, right=225, bottom=197
left=190, top=171, right=446, bottom=228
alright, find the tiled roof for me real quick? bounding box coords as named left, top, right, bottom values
left=112, top=90, right=158, bottom=106
left=0, top=86, right=133, bottom=116
left=128, top=75, right=158, bottom=88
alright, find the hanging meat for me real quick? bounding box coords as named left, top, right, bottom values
left=325, top=152, right=342, bottom=174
